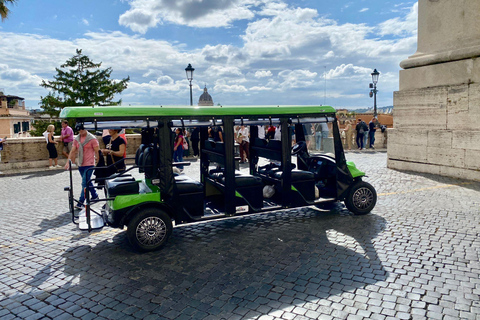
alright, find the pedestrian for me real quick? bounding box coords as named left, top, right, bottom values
left=355, top=118, right=368, bottom=150
left=273, top=125, right=281, bottom=140
left=60, top=120, right=74, bottom=159
left=211, top=126, right=223, bottom=142
left=45, top=124, right=60, bottom=169
left=363, top=122, right=369, bottom=149
left=258, top=125, right=266, bottom=139
left=173, top=128, right=185, bottom=170
left=368, top=117, right=377, bottom=149
left=344, top=120, right=354, bottom=150
left=305, top=124, right=315, bottom=150
left=190, top=127, right=200, bottom=157
left=0, top=136, right=6, bottom=174
left=314, top=122, right=329, bottom=151
left=65, top=124, right=100, bottom=209
left=266, top=125, right=276, bottom=140
left=183, top=129, right=190, bottom=158
left=237, top=125, right=250, bottom=163
left=101, top=129, right=126, bottom=174
left=101, top=129, right=111, bottom=147
left=119, top=129, right=128, bottom=157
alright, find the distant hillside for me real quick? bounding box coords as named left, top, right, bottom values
left=343, top=106, right=393, bottom=114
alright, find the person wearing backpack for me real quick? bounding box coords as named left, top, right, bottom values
left=355, top=118, right=368, bottom=150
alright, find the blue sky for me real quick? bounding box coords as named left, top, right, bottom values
left=0, top=0, right=418, bottom=109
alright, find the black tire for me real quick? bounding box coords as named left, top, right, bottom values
left=345, top=181, right=377, bottom=215
left=127, top=208, right=172, bottom=252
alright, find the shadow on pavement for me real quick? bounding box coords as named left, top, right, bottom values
left=21, top=170, right=65, bottom=180
left=32, top=211, right=72, bottom=236
left=17, top=207, right=388, bottom=319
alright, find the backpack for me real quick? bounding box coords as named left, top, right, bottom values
left=359, top=122, right=367, bottom=134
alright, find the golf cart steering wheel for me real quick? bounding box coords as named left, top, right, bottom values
left=291, top=141, right=307, bottom=155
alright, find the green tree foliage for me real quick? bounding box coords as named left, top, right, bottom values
left=0, top=0, right=17, bottom=21
left=40, top=49, right=130, bottom=116
left=29, top=120, right=62, bottom=137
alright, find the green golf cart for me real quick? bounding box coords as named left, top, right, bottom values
left=61, top=105, right=376, bottom=252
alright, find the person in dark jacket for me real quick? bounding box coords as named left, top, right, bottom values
left=190, top=127, right=200, bottom=157
left=355, top=119, right=368, bottom=150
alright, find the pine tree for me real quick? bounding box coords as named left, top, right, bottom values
left=40, top=49, right=130, bottom=116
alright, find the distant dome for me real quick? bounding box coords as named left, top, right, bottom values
left=198, top=85, right=214, bottom=106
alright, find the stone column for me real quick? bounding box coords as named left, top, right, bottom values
left=388, top=0, right=480, bottom=181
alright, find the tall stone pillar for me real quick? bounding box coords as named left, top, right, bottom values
left=387, top=0, right=480, bottom=181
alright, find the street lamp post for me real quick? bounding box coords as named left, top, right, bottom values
left=369, top=69, right=380, bottom=118
left=185, top=64, right=195, bottom=106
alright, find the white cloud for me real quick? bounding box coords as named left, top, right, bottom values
left=119, top=0, right=257, bottom=33
left=205, top=65, right=243, bottom=78
left=254, top=70, right=272, bottom=78
left=82, top=19, right=89, bottom=26
left=0, top=67, right=43, bottom=85
left=214, top=79, right=248, bottom=93
left=327, top=64, right=371, bottom=79
left=359, top=8, right=369, bottom=13
left=324, top=51, right=335, bottom=59
left=379, top=2, right=418, bottom=36
left=250, top=86, right=272, bottom=91
left=277, top=69, right=318, bottom=89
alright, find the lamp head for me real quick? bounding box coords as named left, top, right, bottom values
left=185, top=63, right=195, bottom=81
left=371, top=69, right=379, bottom=84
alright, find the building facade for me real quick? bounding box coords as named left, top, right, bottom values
left=0, top=92, right=31, bottom=138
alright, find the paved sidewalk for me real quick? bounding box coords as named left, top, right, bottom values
left=1, top=152, right=479, bottom=320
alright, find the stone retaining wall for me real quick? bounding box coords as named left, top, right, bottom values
left=388, top=82, right=480, bottom=181
left=0, top=134, right=142, bottom=170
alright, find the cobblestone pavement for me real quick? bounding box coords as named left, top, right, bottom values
left=1, top=151, right=479, bottom=320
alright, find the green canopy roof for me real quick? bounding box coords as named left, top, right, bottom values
left=60, top=105, right=337, bottom=120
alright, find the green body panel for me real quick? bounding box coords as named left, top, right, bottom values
left=111, top=191, right=162, bottom=211
left=347, top=161, right=365, bottom=178
left=60, top=105, right=336, bottom=119
left=291, top=185, right=298, bottom=192
left=235, top=191, right=243, bottom=198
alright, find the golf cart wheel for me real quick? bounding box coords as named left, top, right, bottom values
left=345, top=181, right=377, bottom=215
left=127, top=208, right=172, bottom=252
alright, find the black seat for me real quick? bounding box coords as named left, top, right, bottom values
left=174, top=175, right=204, bottom=216
left=206, top=170, right=263, bottom=209
left=269, top=170, right=315, bottom=202
left=270, top=169, right=314, bottom=181
left=135, top=144, right=148, bottom=173
left=142, top=147, right=156, bottom=179
left=175, top=175, right=204, bottom=194
left=216, top=173, right=262, bottom=188
left=106, top=178, right=139, bottom=197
